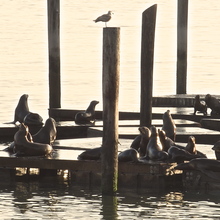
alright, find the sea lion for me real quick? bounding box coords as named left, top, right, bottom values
left=162, top=110, right=176, bottom=141
left=138, top=126, right=151, bottom=157
left=130, top=135, right=141, bottom=151
left=145, top=126, right=169, bottom=161
left=185, top=136, right=197, bottom=154
left=32, top=117, right=57, bottom=145
left=75, top=100, right=99, bottom=125
left=174, top=158, right=220, bottom=180
left=168, top=146, right=200, bottom=164
left=205, top=94, right=220, bottom=115
left=14, top=123, right=53, bottom=156
left=118, top=148, right=139, bottom=162
left=13, top=94, right=43, bottom=125
left=6, top=118, right=56, bottom=153
left=158, top=129, right=176, bottom=152
left=193, top=95, right=207, bottom=115
left=212, top=140, right=220, bottom=160
left=77, top=146, right=102, bottom=160
left=168, top=135, right=206, bottom=163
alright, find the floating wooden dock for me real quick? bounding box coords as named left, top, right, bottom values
left=0, top=137, right=182, bottom=189
left=1, top=95, right=220, bottom=189
left=181, top=170, right=220, bottom=190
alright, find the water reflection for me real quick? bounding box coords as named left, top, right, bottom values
left=1, top=174, right=220, bottom=219
left=101, top=195, right=119, bottom=220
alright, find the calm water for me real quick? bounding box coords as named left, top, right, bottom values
left=1, top=0, right=220, bottom=219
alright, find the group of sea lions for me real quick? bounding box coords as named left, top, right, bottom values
left=5, top=95, right=99, bottom=157
left=6, top=94, right=220, bottom=178
left=194, top=94, right=220, bottom=116
left=77, top=110, right=207, bottom=163
left=5, top=94, right=57, bottom=157
left=125, top=110, right=206, bottom=163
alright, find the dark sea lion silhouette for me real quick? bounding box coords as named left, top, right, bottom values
left=138, top=126, right=151, bottom=157
left=77, top=146, right=102, bottom=160
left=145, top=126, right=169, bottom=161
left=13, top=94, right=43, bottom=125
left=75, top=100, right=99, bottom=125
left=193, top=95, right=207, bottom=115
left=205, top=94, right=220, bottom=115
left=14, top=123, right=53, bottom=156
left=32, top=117, right=57, bottom=145
left=118, top=148, right=139, bottom=162
left=162, top=110, right=176, bottom=141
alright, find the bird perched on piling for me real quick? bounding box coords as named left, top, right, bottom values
left=93, top=11, right=113, bottom=27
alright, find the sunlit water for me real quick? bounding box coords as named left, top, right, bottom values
left=1, top=178, right=220, bottom=220
left=0, top=0, right=220, bottom=219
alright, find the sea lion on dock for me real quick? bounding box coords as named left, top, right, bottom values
left=205, top=94, right=220, bottom=115
left=168, top=146, right=200, bottom=164
left=138, top=126, right=151, bottom=157
left=145, top=126, right=169, bottom=161
left=13, top=94, right=43, bottom=125
left=77, top=146, right=102, bottom=160
left=32, top=117, right=57, bottom=145
left=193, top=95, right=207, bottom=115
left=168, top=135, right=206, bottom=163
left=14, top=123, right=53, bottom=156
left=162, top=110, right=176, bottom=141
left=6, top=118, right=56, bottom=153
left=75, top=100, right=99, bottom=125
left=174, top=158, right=220, bottom=180
left=212, top=141, right=220, bottom=160
left=118, top=148, right=139, bottom=162
left=185, top=136, right=197, bottom=154
left=158, top=129, right=176, bottom=152
left=130, top=135, right=141, bottom=151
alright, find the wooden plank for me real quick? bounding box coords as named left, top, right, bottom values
left=182, top=170, right=220, bottom=190
left=49, top=107, right=213, bottom=122
left=200, top=118, right=220, bottom=131
left=0, top=123, right=88, bottom=141
left=88, top=126, right=220, bottom=144
left=0, top=156, right=179, bottom=175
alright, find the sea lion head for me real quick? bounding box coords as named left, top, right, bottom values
left=138, top=126, right=151, bottom=137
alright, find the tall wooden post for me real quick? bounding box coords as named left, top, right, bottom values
left=140, top=5, right=157, bottom=127
left=176, top=0, right=188, bottom=94
left=102, top=27, right=120, bottom=195
left=48, top=0, right=61, bottom=108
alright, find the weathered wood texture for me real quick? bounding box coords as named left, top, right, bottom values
left=182, top=170, right=220, bottom=190
left=48, top=0, right=61, bottom=108
left=0, top=158, right=181, bottom=189
left=102, top=27, right=120, bottom=195
left=140, top=5, right=157, bottom=127
left=176, top=0, right=188, bottom=94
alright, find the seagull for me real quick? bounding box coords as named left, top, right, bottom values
left=94, top=11, right=113, bottom=27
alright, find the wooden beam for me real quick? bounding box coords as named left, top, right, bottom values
left=176, top=0, right=188, bottom=94
left=140, top=5, right=157, bottom=127
left=48, top=0, right=61, bottom=108
left=102, top=27, right=120, bottom=195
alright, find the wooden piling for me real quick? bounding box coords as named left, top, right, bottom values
left=102, top=195, right=118, bottom=219
left=176, top=0, right=188, bottom=94
left=140, top=5, right=157, bottom=127
left=102, top=27, right=120, bottom=195
left=48, top=0, right=61, bottom=108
